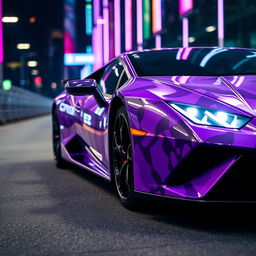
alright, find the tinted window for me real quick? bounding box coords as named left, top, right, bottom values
left=99, top=61, right=124, bottom=94
left=128, top=48, right=256, bottom=76
left=117, top=70, right=128, bottom=89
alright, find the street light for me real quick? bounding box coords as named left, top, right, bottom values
left=205, top=26, right=216, bottom=32
left=19, top=52, right=36, bottom=88
left=2, top=17, right=19, bottom=23
left=31, top=70, right=39, bottom=75
left=17, top=43, right=31, bottom=50
left=27, top=61, right=38, bottom=67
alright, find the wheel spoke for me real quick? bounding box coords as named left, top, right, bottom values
left=118, top=162, right=128, bottom=188
left=119, top=116, right=124, bottom=144
left=125, top=164, right=131, bottom=193
left=113, top=115, right=127, bottom=157
left=113, top=111, right=133, bottom=200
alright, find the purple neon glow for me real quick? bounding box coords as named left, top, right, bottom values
left=152, top=0, right=162, bottom=33
left=218, top=0, right=224, bottom=47
left=182, top=17, right=189, bottom=47
left=0, top=0, right=3, bottom=63
left=64, top=0, right=76, bottom=54
left=125, top=0, right=132, bottom=51
left=179, top=0, right=193, bottom=16
left=114, top=0, right=121, bottom=56
left=92, top=0, right=103, bottom=70
left=155, top=34, right=161, bottom=49
left=136, top=0, right=143, bottom=51
left=103, top=0, right=109, bottom=64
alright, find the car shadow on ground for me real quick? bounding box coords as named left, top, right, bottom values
left=20, top=159, right=256, bottom=235
left=136, top=200, right=256, bottom=234
left=64, top=163, right=256, bottom=234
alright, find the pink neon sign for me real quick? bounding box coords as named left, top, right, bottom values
left=92, top=0, right=103, bottom=70
left=125, top=0, right=132, bottom=51
left=179, top=0, right=193, bottom=16
left=152, top=0, right=162, bottom=34
left=103, top=0, right=109, bottom=64
left=114, top=0, right=121, bottom=56
left=0, top=0, right=3, bottom=63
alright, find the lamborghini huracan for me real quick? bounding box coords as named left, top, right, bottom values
left=52, top=47, right=256, bottom=208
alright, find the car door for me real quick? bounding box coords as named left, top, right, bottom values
left=78, top=60, right=129, bottom=174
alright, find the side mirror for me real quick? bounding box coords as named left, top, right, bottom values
left=65, top=78, right=107, bottom=108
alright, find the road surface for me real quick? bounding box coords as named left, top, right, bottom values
left=0, top=116, right=256, bottom=256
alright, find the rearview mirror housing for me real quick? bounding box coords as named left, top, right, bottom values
left=65, top=79, right=107, bottom=108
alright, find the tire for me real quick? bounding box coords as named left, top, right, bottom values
left=112, top=106, right=138, bottom=209
left=52, top=109, right=69, bottom=168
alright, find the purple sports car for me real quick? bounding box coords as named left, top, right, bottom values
left=52, top=47, right=256, bottom=208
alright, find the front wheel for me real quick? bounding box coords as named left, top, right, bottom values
left=112, top=106, right=138, bottom=209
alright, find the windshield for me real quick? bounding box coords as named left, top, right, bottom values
left=128, top=48, right=256, bottom=76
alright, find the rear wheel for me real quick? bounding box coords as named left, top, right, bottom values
left=112, top=107, right=138, bottom=209
left=52, top=109, right=68, bottom=168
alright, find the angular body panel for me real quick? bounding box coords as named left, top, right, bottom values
left=53, top=47, right=256, bottom=202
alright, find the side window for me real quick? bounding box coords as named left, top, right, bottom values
left=99, top=61, right=125, bottom=95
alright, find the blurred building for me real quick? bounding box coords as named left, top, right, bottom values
left=2, top=0, right=256, bottom=97
left=63, top=0, right=256, bottom=79
left=3, top=0, right=64, bottom=97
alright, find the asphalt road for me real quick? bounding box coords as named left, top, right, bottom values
left=1, top=115, right=256, bottom=256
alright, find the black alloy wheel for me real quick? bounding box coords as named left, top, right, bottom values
left=52, top=109, right=68, bottom=168
left=112, top=106, right=137, bottom=209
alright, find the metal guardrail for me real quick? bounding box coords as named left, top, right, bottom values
left=0, top=86, right=52, bottom=124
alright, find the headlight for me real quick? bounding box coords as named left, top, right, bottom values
left=169, top=102, right=250, bottom=129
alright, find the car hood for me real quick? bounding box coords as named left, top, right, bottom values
left=123, top=75, right=256, bottom=116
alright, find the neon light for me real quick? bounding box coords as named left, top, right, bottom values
left=2, top=80, right=11, bottom=91
left=85, top=3, right=93, bottom=35
left=64, top=53, right=94, bottom=65
left=0, top=0, right=3, bottom=63
left=182, top=17, right=189, bottom=47
left=155, top=34, right=161, bottom=48
left=114, top=0, right=121, bottom=56
left=92, top=0, right=103, bottom=69
left=64, top=0, right=76, bottom=54
left=136, top=0, right=143, bottom=50
left=152, top=0, right=162, bottom=33
left=179, top=0, right=193, bottom=16
left=218, top=0, right=224, bottom=47
left=152, top=0, right=162, bottom=48
left=143, top=0, right=150, bottom=40
left=125, top=0, right=132, bottom=51
left=103, top=0, right=109, bottom=64
left=109, top=1, right=115, bottom=59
